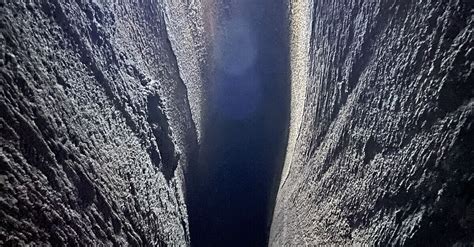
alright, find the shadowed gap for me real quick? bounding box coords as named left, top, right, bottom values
left=187, top=0, right=290, bottom=246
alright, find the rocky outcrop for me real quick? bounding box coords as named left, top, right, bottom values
left=271, top=0, right=473, bottom=245
left=2, top=0, right=473, bottom=245
left=1, top=0, right=205, bottom=245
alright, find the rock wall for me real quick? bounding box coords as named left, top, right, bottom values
left=162, top=0, right=210, bottom=141
left=2, top=0, right=473, bottom=246
left=271, top=0, right=473, bottom=245
left=1, top=0, right=205, bottom=245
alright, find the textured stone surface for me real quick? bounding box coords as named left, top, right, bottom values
left=163, top=0, right=210, bottom=140
left=272, top=0, right=473, bottom=245
left=2, top=0, right=473, bottom=245
left=1, top=0, right=204, bottom=245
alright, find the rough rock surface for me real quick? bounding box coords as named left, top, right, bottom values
left=272, top=0, right=473, bottom=245
left=1, top=0, right=204, bottom=245
left=163, top=0, right=210, bottom=140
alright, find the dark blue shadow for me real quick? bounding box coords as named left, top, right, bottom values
left=187, top=1, right=290, bottom=246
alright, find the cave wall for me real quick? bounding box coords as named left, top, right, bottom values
left=2, top=0, right=473, bottom=245
left=162, top=0, right=210, bottom=141
left=1, top=0, right=205, bottom=245
left=271, top=0, right=473, bottom=245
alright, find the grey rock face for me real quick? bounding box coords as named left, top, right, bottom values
left=1, top=0, right=203, bottom=245
left=272, top=0, right=473, bottom=245
left=2, top=0, right=473, bottom=245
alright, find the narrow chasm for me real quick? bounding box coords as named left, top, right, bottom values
left=186, top=0, right=290, bottom=246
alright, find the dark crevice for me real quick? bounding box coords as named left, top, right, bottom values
left=363, top=135, right=382, bottom=164
left=147, top=94, right=178, bottom=181
left=186, top=0, right=290, bottom=246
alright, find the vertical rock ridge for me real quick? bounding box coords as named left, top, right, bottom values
left=162, top=0, right=210, bottom=141
left=279, top=0, right=313, bottom=189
